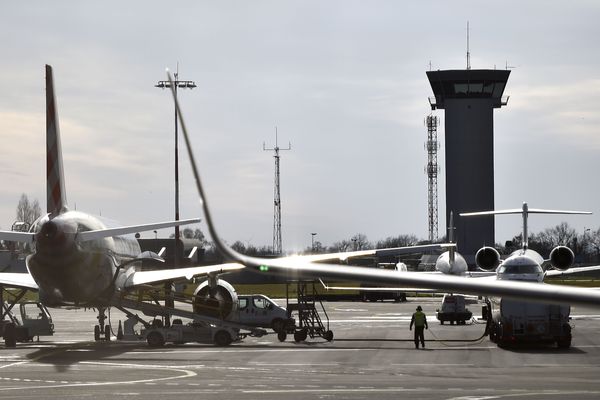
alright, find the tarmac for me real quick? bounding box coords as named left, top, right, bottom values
left=1, top=297, right=600, bottom=399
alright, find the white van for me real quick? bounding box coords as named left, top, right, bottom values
left=237, top=295, right=294, bottom=333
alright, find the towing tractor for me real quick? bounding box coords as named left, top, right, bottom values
left=436, top=294, right=473, bottom=325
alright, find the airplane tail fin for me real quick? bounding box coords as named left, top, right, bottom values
left=45, top=65, right=67, bottom=217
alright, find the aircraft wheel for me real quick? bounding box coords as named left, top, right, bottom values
left=4, top=323, right=16, bottom=348
left=440, top=321, right=444, bottom=325
left=214, top=330, right=232, bottom=347
left=147, top=332, right=165, bottom=347
left=94, top=325, right=101, bottom=341
left=104, top=325, right=111, bottom=341
left=277, top=331, right=287, bottom=342
left=324, top=330, right=334, bottom=342
left=450, top=320, right=454, bottom=325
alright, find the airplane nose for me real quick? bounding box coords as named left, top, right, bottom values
left=40, top=221, right=58, bottom=240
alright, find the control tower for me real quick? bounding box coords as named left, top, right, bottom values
left=426, top=69, right=510, bottom=258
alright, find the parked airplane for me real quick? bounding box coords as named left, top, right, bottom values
left=0, top=65, right=453, bottom=343
left=460, top=203, right=600, bottom=346
left=167, top=68, right=600, bottom=310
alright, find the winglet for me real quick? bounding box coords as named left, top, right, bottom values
left=45, top=65, right=68, bottom=218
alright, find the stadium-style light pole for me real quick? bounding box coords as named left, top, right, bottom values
left=155, top=65, right=196, bottom=326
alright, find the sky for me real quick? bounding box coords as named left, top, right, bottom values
left=1, top=1, right=599, bottom=252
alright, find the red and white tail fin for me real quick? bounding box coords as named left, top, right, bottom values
left=45, top=64, right=67, bottom=217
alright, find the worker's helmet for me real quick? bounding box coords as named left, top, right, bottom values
left=416, top=306, right=422, bottom=311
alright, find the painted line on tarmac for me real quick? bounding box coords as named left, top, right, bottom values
left=133, top=348, right=372, bottom=354
left=0, top=361, right=196, bottom=391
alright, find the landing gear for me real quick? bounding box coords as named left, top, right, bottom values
left=94, top=307, right=111, bottom=341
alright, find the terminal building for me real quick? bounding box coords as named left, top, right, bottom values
left=427, top=69, right=510, bottom=259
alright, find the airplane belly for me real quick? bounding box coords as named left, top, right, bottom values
left=27, top=250, right=114, bottom=306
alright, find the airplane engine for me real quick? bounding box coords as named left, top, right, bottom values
left=549, top=246, right=574, bottom=271
left=193, top=278, right=239, bottom=320
left=475, top=246, right=501, bottom=271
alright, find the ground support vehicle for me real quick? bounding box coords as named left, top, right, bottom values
left=436, top=294, right=472, bottom=325
left=278, top=280, right=333, bottom=343
left=140, top=319, right=243, bottom=347
left=1, top=298, right=54, bottom=347
left=237, top=294, right=294, bottom=333
left=487, top=297, right=572, bottom=348
left=114, top=293, right=268, bottom=347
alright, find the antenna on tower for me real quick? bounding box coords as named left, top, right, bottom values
left=263, top=127, right=291, bottom=255
left=466, top=21, right=471, bottom=70
left=424, top=115, right=440, bottom=242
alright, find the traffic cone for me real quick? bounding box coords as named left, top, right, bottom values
left=117, top=320, right=123, bottom=340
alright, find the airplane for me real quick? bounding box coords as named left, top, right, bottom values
left=166, top=68, right=600, bottom=311
left=460, top=203, right=600, bottom=346
left=0, top=65, right=454, bottom=345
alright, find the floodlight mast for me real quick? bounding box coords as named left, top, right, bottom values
left=155, top=65, right=196, bottom=326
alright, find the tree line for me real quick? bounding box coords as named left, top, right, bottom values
left=3, top=194, right=600, bottom=263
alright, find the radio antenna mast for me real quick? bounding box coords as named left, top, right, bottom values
left=263, top=127, right=291, bottom=255
left=466, top=21, right=471, bottom=70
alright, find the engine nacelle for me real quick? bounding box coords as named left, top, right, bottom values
left=549, top=246, right=574, bottom=271
left=193, top=278, right=238, bottom=320
left=475, top=246, right=501, bottom=271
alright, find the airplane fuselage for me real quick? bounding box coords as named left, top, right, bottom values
left=27, top=210, right=140, bottom=307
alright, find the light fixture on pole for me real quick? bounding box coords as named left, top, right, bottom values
left=155, top=64, right=196, bottom=326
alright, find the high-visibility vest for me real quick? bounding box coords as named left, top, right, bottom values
left=413, top=311, right=427, bottom=327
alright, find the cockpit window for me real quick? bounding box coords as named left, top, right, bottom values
left=500, top=264, right=541, bottom=274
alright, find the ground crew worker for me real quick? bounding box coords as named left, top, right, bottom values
left=409, top=305, right=428, bottom=349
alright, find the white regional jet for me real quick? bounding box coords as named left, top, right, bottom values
left=0, top=65, right=453, bottom=344
left=166, top=69, right=600, bottom=311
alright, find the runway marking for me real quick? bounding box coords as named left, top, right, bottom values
left=0, top=358, right=197, bottom=391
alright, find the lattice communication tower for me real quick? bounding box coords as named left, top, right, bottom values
left=424, top=115, right=440, bottom=242
left=263, top=128, right=291, bottom=255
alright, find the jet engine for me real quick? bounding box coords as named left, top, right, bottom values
left=549, top=246, right=574, bottom=271
left=193, top=276, right=238, bottom=320
left=475, top=246, right=501, bottom=271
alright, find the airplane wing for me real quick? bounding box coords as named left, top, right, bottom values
left=545, top=265, right=600, bottom=277
left=77, top=218, right=201, bottom=242
left=289, top=243, right=453, bottom=263
left=0, top=231, right=35, bottom=243
left=168, top=69, right=600, bottom=308
left=318, top=279, right=440, bottom=294
left=120, top=263, right=244, bottom=288
left=0, top=273, right=39, bottom=290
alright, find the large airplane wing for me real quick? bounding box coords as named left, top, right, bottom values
left=545, top=265, right=600, bottom=277
left=168, top=69, right=600, bottom=308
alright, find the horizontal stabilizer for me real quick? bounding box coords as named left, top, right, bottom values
left=77, top=218, right=201, bottom=242
left=461, top=208, right=592, bottom=217
left=0, top=231, right=36, bottom=243
left=121, top=262, right=244, bottom=288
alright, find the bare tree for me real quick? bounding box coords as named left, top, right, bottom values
left=376, top=234, right=420, bottom=249
left=15, top=194, right=42, bottom=226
